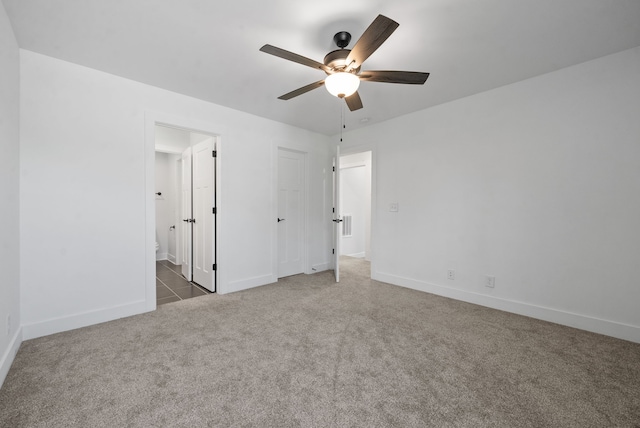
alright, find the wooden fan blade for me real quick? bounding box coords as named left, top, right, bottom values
left=345, top=91, right=363, bottom=111
left=278, top=80, right=326, bottom=100
left=359, top=70, right=430, bottom=85
left=260, top=44, right=331, bottom=73
left=345, top=15, right=399, bottom=70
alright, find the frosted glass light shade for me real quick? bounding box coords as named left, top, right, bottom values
left=325, top=72, right=360, bottom=98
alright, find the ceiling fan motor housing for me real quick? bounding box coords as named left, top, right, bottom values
left=325, top=31, right=360, bottom=74
left=324, top=49, right=360, bottom=74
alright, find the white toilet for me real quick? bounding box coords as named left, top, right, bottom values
left=155, top=241, right=160, bottom=252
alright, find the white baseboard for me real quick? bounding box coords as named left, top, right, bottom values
left=167, top=253, right=177, bottom=264
left=22, top=300, right=151, bottom=340
left=155, top=252, right=168, bottom=261
left=310, top=262, right=330, bottom=274
left=0, top=327, right=22, bottom=389
left=221, top=274, right=274, bottom=295
left=373, top=271, right=640, bottom=344
left=345, top=252, right=365, bottom=258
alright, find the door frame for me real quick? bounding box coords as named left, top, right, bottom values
left=272, top=143, right=310, bottom=281
left=337, top=143, right=377, bottom=279
left=145, top=111, right=224, bottom=310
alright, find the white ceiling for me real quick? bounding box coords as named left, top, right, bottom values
left=4, top=0, right=640, bottom=135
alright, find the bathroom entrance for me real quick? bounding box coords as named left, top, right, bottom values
left=155, top=125, right=217, bottom=295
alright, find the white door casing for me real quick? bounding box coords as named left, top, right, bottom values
left=181, top=147, right=192, bottom=281
left=174, top=158, right=183, bottom=267
left=191, top=138, right=215, bottom=291
left=277, top=148, right=305, bottom=278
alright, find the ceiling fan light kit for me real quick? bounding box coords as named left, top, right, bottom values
left=260, top=14, right=429, bottom=111
left=325, top=72, right=360, bottom=98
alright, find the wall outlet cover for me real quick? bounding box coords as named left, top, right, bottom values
left=485, top=275, right=495, bottom=288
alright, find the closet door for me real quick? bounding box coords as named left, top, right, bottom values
left=181, top=147, right=192, bottom=281
left=277, top=148, right=305, bottom=277
left=191, top=138, right=215, bottom=291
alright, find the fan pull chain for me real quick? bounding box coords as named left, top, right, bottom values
left=340, top=101, right=344, bottom=143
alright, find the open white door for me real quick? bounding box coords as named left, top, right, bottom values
left=333, top=146, right=341, bottom=282
left=191, top=138, right=215, bottom=291
left=180, top=147, right=192, bottom=281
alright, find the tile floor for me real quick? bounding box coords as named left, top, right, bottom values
left=156, top=260, right=210, bottom=306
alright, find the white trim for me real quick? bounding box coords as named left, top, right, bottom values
left=345, top=252, right=365, bottom=258
left=21, top=300, right=148, bottom=340
left=155, top=252, right=168, bottom=261
left=154, top=144, right=184, bottom=155
left=340, top=161, right=367, bottom=169
left=373, top=271, right=640, bottom=344
left=223, top=274, right=274, bottom=294
left=0, top=327, right=22, bottom=388
left=311, top=262, right=330, bottom=273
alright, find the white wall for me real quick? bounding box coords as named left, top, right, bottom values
left=341, top=47, right=640, bottom=343
left=0, top=1, right=22, bottom=387
left=340, top=166, right=366, bottom=256
left=19, top=50, right=333, bottom=339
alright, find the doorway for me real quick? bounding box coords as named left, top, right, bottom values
left=155, top=124, right=217, bottom=293
left=336, top=150, right=373, bottom=280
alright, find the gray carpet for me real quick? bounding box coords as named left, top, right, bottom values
left=1, top=257, right=639, bottom=427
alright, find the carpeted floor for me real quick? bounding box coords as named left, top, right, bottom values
left=1, top=257, right=639, bottom=427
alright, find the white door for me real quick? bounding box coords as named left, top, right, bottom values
left=181, top=147, right=192, bottom=281
left=333, top=146, right=341, bottom=282
left=278, top=149, right=305, bottom=277
left=191, top=138, right=215, bottom=291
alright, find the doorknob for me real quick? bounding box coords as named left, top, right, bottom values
left=183, top=219, right=189, bottom=222
left=277, top=218, right=285, bottom=222
left=333, top=218, right=343, bottom=223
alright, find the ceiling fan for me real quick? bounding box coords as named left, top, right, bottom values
left=259, top=14, right=430, bottom=111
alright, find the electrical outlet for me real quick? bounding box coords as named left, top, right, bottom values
left=447, top=270, right=455, bottom=280
left=389, top=203, right=399, bottom=212
left=485, top=275, right=495, bottom=288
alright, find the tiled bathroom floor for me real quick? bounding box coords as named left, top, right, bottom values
left=156, top=260, right=210, bottom=306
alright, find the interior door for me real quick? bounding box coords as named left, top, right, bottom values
left=278, top=148, right=305, bottom=277
left=181, top=147, right=192, bottom=281
left=191, top=137, right=215, bottom=291
left=333, top=146, right=341, bottom=282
